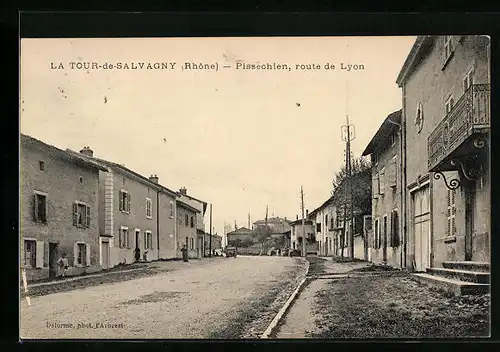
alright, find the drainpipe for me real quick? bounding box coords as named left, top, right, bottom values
left=157, top=190, right=160, bottom=260
left=401, top=86, right=408, bottom=270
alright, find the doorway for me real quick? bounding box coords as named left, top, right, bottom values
left=48, top=243, right=58, bottom=278
left=383, top=216, right=388, bottom=262
left=465, top=181, right=476, bottom=261
left=412, top=185, right=431, bottom=272
left=102, top=240, right=110, bottom=269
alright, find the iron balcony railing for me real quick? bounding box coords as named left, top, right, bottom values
left=428, top=84, right=490, bottom=172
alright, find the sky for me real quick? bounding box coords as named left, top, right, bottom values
left=20, top=36, right=416, bottom=239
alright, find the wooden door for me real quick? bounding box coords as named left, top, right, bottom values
left=413, top=186, right=430, bottom=272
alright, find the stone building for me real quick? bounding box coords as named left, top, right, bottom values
left=362, top=110, right=403, bottom=268
left=396, top=35, right=490, bottom=277
left=20, top=134, right=107, bottom=281
left=176, top=199, right=201, bottom=259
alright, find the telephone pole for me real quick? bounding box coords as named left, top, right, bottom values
left=301, top=186, right=306, bottom=257
left=248, top=213, right=251, bottom=229
left=341, top=114, right=356, bottom=259
left=209, top=203, right=212, bottom=257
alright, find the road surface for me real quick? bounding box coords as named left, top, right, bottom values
left=20, top=256, right=307, bottom=339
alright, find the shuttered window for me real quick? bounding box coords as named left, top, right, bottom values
left=388, top=158, right=397, bottom=188
left=372, top=173, right=380, bottom=198
left=33, top=193, right=47, bottom=223
left=119, top=190, right=131, bottom=212
left=73, top=202, right=91, bottom=228
left=146, top=198, right=152, bottom=218
left=24, top=240, right=36, bottom=268
left=447, top=189, right=457, bottom=236
left=379, top=168, right=386, bottom=195
left=374, top=218, right=380, bottom=249
left=390, top=210, right=400, bottom=247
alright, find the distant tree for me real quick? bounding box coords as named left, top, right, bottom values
left=241, top=237, right=255, bottom=248
left=331, top=154, right=372, bottom=258
left=253, top=225, right=272, bottom=255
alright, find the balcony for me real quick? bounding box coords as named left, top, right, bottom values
left=428, top=84, right=490, bottom=175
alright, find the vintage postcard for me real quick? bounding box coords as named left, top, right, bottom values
left=19, top=35, right=491, bottom=339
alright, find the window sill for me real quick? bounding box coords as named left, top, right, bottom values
left=444, top=235, right=457, bottom=243
left=120, top=210, right=130, bottom=214
left=441, top=51, right=455, bottom=71
left=146, top=216, right=153, bottom=220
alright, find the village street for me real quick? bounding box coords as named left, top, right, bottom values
left=20, top=256, right=308, bottom=339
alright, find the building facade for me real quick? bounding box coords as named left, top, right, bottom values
left=176, top=200, right=200, bottom=259
left=362, top=110, right=403, bottom=268
left=396, top=35, right=490, bottom=271
left=20, top=135, right=107, bottom=282
left=177, top=187, right=207, bottom=257
left=72, top=148, right=179, bottom=268
left=289, top=218, right=315, bottom=253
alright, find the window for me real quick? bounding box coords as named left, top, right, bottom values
left=388, top=157, right=397, bottom=188
left=325, top=215, right=328, bottom=229
left=372, top=152, right=378, bottom=165
left=33, top=192, right=47, bottom=223
left=119, top=228, right=129, bottom=248
left=190, top=216, right=194, bottom=228
left=119, top=190, right=131, bottom=213
left=190, top=238, right=195, bottom=250
left=316, top=223, right=321, bottom=232
left=185, top=214, right=189, bottom=226
left=390, top=211, right=400, bottom=247
left=445, top=95, right=455, bottom=115
left=77, top=243, right=86, bottom=265
left=374, top=218, right=380, bottom=249
left=39, top=161, right=45, bottom=171
left=73, top=202, right=91, bottom=228
left=447, top=189, right=457, bottom=237
left=463, top=67, right=474, bottom=92
left=144, top=231, right=153, bottom=249
left=444, top=36, right=454, bottom=64
left=169, top=201, right=174, bottom=218
left=379, top=168, right=386, bottom=195
left=146, top=198, right=152, bottom=219
left=24, top=240, right=36, bottom=268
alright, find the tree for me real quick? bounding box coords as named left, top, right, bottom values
left=331, top=155, right=372, bottom=258
left=253, top=225, right=272, bottom=255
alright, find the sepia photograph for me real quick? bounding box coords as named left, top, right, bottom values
left=19, top=34, right=491, bottom=340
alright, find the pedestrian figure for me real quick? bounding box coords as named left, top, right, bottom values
left=57, top=253, right=69, bottom=278
left=278, top=248, right=281, bottom=256
left=181, top=244, right=189, bottom=262
left=134, top=247, right=141, bottom=262
left=143, top=251, right=148, bottom=262
left=212, top=249, right=216, bottom=257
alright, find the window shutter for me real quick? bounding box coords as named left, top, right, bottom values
left=43, top=242, right=49, bottom=267
left=35, top=240, right=44, bottom=268
left=73, top=203, right=78, bottom=226
left=127, top=194, right=131, bottom=212
left=379, top=169, right=386, bottom=194
left=73, top=242, right=79, bottom=266
left=393, top=212, right=400, bottom=247
left=33, top=195, right=38, bottom=221
left=85, top=243, right=91, bottom=266
left=119, top=191, right=123, bottom=211
left=118, top=228, right=122, bottom=248
left=372, top=174, right=379, bottom=198
left=86, top=206, right=91, bottom=227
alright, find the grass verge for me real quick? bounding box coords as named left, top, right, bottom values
left=310, top=274, right=490, bottom=338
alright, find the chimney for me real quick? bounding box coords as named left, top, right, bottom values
left=79, top=146, right=94, bottom=157
left=149, top=174, right=159, bottom=183
left=179, top=187, right=187, bottom=195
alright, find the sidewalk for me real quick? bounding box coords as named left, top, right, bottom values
left=274, top=257, right=490, bottom=339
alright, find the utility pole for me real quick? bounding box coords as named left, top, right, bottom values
left=341, top=114, right=356, bottom=259
left=301, top=186, right=306, bottom=257
left=209, top=203, right=212, bottom=257
left=248, top=213, right=251, bottom=229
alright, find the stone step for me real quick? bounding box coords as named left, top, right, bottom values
left=426, top=267, right=490, bottom=284
left=442, top=261, right=490, bottom=273
left=413, top=273, right=490, bottom=296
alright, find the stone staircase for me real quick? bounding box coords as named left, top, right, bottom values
left=413, top=261, right=490, bottom=296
